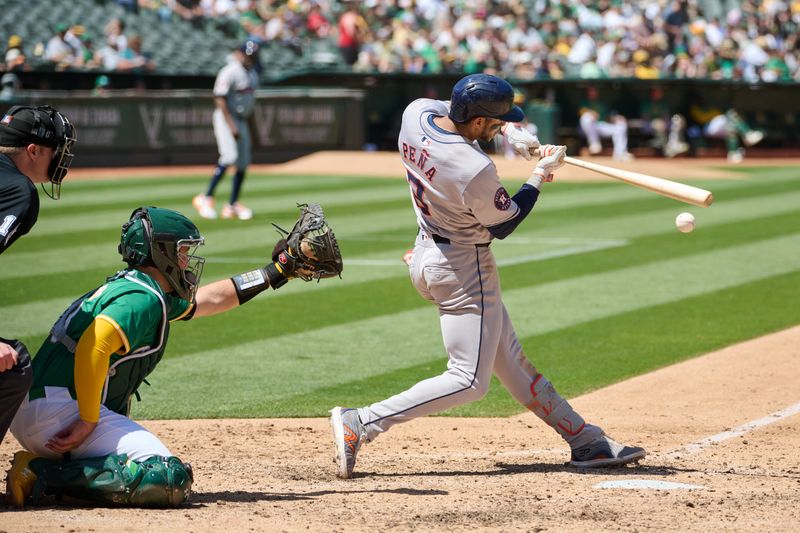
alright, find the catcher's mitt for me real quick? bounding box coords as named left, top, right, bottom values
left=273, top=203, right=343, bottom=281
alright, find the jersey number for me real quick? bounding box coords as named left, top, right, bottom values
left=0, top=215, right=16, bottom=237
left=406, top=173, right=430, bottom=215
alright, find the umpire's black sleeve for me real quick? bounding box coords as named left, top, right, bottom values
left=0, top=175, right=39, bottom=255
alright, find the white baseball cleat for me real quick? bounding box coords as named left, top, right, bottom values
left=743, top=130, right=764, bottom=147
left=727, top=150, right=744, bottom=164
left=588, top=142, right=602, bottom=155
left=664, top=141, right=689, bottom=158
left=221, top=202, right=253, bottom=220
left=192, top=194, right=217, bottom=219
left=330, top=407, right=366, bottom=479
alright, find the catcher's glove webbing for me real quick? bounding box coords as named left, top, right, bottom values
left=273, top=203, right=343, bottom=282
left=231, top=203, right=343, bottom=303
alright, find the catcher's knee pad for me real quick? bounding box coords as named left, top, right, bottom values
left=31, top=454, right=193, bottom=508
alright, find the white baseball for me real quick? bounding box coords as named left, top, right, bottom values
left=675, top=212, right=696, bottom=233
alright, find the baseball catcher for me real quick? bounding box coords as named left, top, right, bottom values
left=6, top=204, right=341, bottom=508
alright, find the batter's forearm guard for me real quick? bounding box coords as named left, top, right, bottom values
left=231, top=263, right=288, bottom=304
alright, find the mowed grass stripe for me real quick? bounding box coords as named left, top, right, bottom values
left=6, top=197, right=797, bottom=348
left=10, top=203, right=795, bottom=314
left=0, top=204, right=417, bottom=278
left=6, top=179, right=799, bottom=281
left=46, top=174, right=400, bottom=213
left=4, top=202, right=799, bottom=343
left=128, top=233, right=800, bottom=418
left=236, top=270, right=800, bottom=418
left=21, top=182, right=411, bottom=243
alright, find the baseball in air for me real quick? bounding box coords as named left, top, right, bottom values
left=675, top=212, right=696, bottom=233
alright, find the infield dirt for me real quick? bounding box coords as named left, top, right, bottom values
left=2, top=325, right=798, bottom=532
left=3, top=155, right=799, bottom=531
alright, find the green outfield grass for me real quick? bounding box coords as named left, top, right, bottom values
left=2, top=165, right=798, bottom=419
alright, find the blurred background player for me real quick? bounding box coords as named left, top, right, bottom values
left=0, top=105, right=75, bottom=454
left=688, top=94, right=764, bottom=163
left=578, top=85, right=633, bottom=161
left=638, top=86, right=689, bottom=158
left=193, top=40, right=260, bottom=221
left=6, top=206, right=309, bottom=507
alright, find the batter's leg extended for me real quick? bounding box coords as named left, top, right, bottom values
left=491, top=306, right=646, bottom=467
left=356, top=242, right=504, bottom=438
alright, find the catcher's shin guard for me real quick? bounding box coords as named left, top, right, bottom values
left=29, top=454, right=193, bottom=507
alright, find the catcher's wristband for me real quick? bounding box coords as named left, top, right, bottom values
left=231, top=264, right=287, bottom=305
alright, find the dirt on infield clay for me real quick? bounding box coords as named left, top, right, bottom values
left=65, top=151, right=800, bottom=182
left=2, top=325, right=799, bottom=532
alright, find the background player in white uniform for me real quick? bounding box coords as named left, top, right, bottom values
left=193, top=41, right=260, bottom=221
left=330, top=74, right=645, bottom=478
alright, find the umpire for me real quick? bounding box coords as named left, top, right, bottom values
left=0, top=105, right=76, bottom=446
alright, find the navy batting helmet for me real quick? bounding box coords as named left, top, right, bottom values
left=448, top=74, right=525, bottom=124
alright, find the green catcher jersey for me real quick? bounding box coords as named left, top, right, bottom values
left=30, top=269, right=193, bottom=416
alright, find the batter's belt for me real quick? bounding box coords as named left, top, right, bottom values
left=420, top=230, right=490, bottom=248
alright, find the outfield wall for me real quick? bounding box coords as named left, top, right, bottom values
left=5, top=88, right=365, bottom=167
left=3, top=76, right=797, bottom=166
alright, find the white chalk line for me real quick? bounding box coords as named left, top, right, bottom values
left=375, top=401, right=800, bottom=467
left=662, top=400, right=800, bottom=460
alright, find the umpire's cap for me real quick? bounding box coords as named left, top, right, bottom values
left=0, top=105, right=76, bottom=199
left=449, top=73, right=525, bottom=124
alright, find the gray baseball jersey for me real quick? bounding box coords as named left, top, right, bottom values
left=396, top=98, right=520, bottom=244
left=354, top=98, right=597, bottom=449
left=213, top=59, right=257, bottom=119
left=212, top=58, right=257, bottom=168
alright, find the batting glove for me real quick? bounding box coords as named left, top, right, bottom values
left=504, top=123, right=540, bottom=161
left=529, top=144, right=567, bottom=189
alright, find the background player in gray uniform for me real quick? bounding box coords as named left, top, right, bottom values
left=193, top=41, right=260, bottom=221
left=330, top=73, right=645, bottom=478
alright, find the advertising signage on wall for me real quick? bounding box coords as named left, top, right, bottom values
left=23, top=88, right=363, bottom=164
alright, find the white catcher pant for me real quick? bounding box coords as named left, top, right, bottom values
left=704, top=114, right=730, bottom=138
left=357, top=234, right=544, bottom=441
left=579, top=112, right=628, bottom=157
left=10, top=387, right=171, bottom=462
left=213, top=108, right=251, bottom=169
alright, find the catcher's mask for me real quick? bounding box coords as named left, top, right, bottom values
left=0, top=105, right=76, bottom=199
left=119, top=207, right=205, bottom=301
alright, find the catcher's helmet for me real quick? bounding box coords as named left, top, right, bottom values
left=448, top=74, right=525, bottom=124
left=0, top=105, right=76, bottom=199
left=119, top=207, right=205, bottom=301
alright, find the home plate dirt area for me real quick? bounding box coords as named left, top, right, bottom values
left=2, top=326, right=799, bottom=532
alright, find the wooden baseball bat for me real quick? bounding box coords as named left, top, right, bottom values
left=563, top=156, right=714, bottom=207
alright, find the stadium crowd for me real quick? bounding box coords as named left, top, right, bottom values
left=2, top=0, right=798, bottom=82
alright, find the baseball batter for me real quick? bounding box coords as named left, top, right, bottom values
left=331, top=74, right=646, bottom=478
left=193, top=40, right=260, bottom=221
left=5, top=205, right=330, bottom=507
